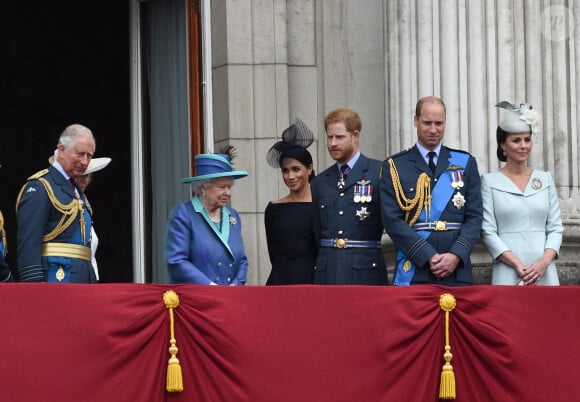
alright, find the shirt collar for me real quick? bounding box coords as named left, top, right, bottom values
left=416, top=143, right=442, bottom=159
left=52, top=160, right=72, bottom=181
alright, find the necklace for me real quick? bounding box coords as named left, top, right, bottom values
left=209, top=209, right=221, bottom=222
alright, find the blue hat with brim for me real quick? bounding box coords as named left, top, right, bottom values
left=181, top=153, right=248, bottom=183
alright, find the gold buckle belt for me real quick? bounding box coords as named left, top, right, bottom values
left=412, top=221, right=462, bottom=231
left=320, top=238, right=382, bottom=249
left=42, top=242, right=91, bottom=261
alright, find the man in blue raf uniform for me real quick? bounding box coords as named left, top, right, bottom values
left=16, top=124, right=96, bottom=283
left=311, top=108, right=387, bottom=285
left=381, top=96, right=482, bottom=286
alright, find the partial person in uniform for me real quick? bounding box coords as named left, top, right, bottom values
left=481, top=101, right=562, bottom=285
left=381, top=96, right=483, bottom=286
left=310, top=108, right=387, bottom=285
left=16, top=124, right=96, bottom=283
left=0, top=209, right=13, bottom=282
left=0, top=161, right=14, bottom=281
left=265, top=118, right=317, bottom=285
left=75, top=157, right=111, bottom=282
left=165, top=147, right=249, bottom=285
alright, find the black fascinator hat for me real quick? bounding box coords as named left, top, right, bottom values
left=266, top=118, right=315, bottom=169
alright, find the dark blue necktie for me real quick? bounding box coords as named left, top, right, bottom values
left=428, top=151, right=436, bottom=173
left=340, top=164, right=351, bottom=179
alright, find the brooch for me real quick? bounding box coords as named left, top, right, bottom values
left=229, top=216, right=237, bottom=225
left=531, top=178, right=542, bottom=190
left=452, top=192, right=465, bottom=209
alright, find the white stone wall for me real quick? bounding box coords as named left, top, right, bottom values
left=212, top=0, right=580, bottom=284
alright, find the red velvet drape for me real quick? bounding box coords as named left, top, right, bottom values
left=1, top=284, right=579, bottom=402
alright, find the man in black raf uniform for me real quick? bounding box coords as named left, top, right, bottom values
left=311, top=108, right=387, bottom=285
left=16, top=124, right=97, bottom=283
left=381, top=96, right=482, bottom=286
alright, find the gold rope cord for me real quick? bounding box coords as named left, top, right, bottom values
left=163, top=290, right=183, bottom=392
left=439, top=293, right=457, bottom=399
left=15, top=176, right=85, bottom=243
left=387, top=158, right=431, bottom=225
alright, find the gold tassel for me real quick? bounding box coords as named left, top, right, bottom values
left=163, top=290, right=183, bottom=392
left=439, top=293, right=457, bottom=400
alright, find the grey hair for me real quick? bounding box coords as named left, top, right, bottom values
left=58, top=124, right=95, bottom=150
left=190, top=179, right=213, bottom=194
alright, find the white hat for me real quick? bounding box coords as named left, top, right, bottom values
left=496, top=101, right=541, bottom=134
left=84, top=157, right=112, bottom=174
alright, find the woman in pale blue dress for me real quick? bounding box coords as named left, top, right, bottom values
left=481, top=101, right=563, bottom=286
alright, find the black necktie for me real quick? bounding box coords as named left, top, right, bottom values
left=69, top=178, right=76, bottom=190
left=428, top=151, right=436, bottom=173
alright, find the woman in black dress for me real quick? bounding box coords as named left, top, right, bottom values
left=265, top=118, right=317, bottom=285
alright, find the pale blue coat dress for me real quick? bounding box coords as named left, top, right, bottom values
left=480, top=170, right=563, bottom=285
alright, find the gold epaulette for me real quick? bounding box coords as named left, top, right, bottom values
left=15, top=172, right=87, bottom=243
left=28, top=169, right=49, bottom=181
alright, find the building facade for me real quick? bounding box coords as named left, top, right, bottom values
left=134, top=0, right=580, bottom=284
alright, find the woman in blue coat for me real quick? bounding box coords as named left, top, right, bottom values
left=481, top=102, right=563, bottom=286
left=165, top=149, right=249, bottom=285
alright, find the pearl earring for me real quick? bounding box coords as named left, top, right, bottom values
left=502, top=150, right=507, bottom=157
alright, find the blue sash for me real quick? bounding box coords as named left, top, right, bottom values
left=394, top=151, right=469, bottom=285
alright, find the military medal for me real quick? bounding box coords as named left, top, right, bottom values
left=356, top=180, right=372, bottom=203
left=450, top=171, right=464, bottom=189
left=356, top=206, right=370, bottom=221
left=532, top=178, right=542, bottom=190
left=456, top=171, right=464, bottom=188
left=338, top=177, right=346, bottom=189
left=56, top=266, right=65, bottom=282
left=452, top=192, right=466, bottom=209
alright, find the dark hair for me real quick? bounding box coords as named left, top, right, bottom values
left=496, top=126, right=509, bottom=162
left=415, top=96, right=447, bottom=118
left=279, top=146, right=315, bottom=182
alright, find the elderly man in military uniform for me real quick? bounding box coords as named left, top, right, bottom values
left=381, top=96, right=482, bottom=286
left=310, top=108, right=388, bottom=285
left=16, top=124, right=96, bottom=283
